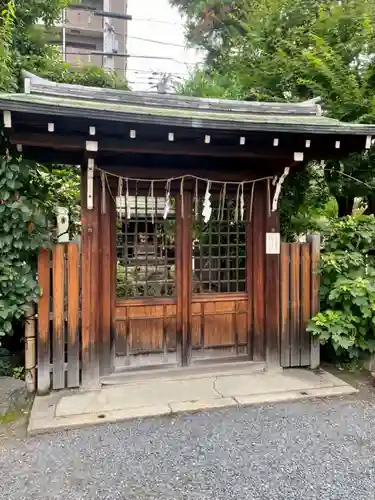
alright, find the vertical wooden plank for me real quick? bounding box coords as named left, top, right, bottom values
left=289, top=244, right=301, bottom=366
left=265, top=207, right=281, bottom=368
left=300, top=243, right=311, bottom=366
left=67, top=243, right=80, bottom=388
left=99, top=183, right=112, bottom=376
left=81, top=169, right=100, bottom=388
left=246, top=194, right=253, bottom=359
left=37, top=248, right=51, bottom=394
left=252, top=181, right=266, bottom=361
left=52, top=244, right=65, bottom=389
left=280, top=243, right=290, bottom=367
left=175, top=194, right=183, bottom=365
left=110, top=188, right=117, bottom=367
left=307, top=234, right=321, bottom=369
left=182, top=191, right=193, bottom=365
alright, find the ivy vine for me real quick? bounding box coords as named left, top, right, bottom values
left=0, top=157, right=52, bottom=338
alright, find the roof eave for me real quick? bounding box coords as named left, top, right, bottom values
left=2, top=97, right=375, bottom=137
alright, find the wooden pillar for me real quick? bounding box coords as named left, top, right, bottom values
left=110, top=189, right=117, bottom=370
left=175, top=192, right=193, bottom=366
left=99, top=179, right=116, bottom=376
left=175, top=194, right=183, bottom=366
left=265, top=199, right=281, bottom=369
left=81, top=169, right=100, bottom=389
left=37, top=249, right=51, bottom=394
left=250, top=181, right=266, bottom=361
left=182, top=192, right=193, bottom=366
left=307, top=234, right=321, bottom=369
left=246, top=199, right=253, bottom=359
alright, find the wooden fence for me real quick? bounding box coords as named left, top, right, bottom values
left=279, top=236, right=320, bottom=368
left=37, top=244, right=80, bottom=393
left=36, top=237, right=320, bottom=393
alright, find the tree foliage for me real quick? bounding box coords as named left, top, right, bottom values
left=0, top=0, right=127, bottom=345
left=308, top=216, right=375, bottom=361
left=175, top=0, right=375, bottom=226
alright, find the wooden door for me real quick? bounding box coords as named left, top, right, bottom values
left=187, top=196, right=250, bottom=364
left=115, top=192, right=251, bottom=370
left=115, top=193, right=180, bottom=369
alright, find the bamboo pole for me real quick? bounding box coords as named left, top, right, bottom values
left=24, top=303, right=36, bottom=393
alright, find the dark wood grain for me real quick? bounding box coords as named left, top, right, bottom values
left=175, top=194, right=183, bottom=366
left=37, top=249, right=51, bottom=394
left=81, top=170, right=100, bottom=388
left=265, top=207, right=281, bottom=368
left=246, top=194, right=254, bottom=359
left=280, top=243, right=290, bottom=368
left=252, top=181, right=266, bottom=361
left=289, top=244, right=301, bottom=366
left=182, top=192, right=193, bottom=365
left=67, top=243, right=80, bottom=388
left=52, top=244, right=65, bottom=390
left=307, top=235, right=321, bottom=368
left=300, top=243, right=311, bottom=366
left=99, top=184, right=112, bottom=376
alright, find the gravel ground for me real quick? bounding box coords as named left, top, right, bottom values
left=1, top=392, right=375, bottom=500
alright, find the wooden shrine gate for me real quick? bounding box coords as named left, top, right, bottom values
left=36, top=207, right=320, bottom=393
left=114, top=193, right=250, bottom=369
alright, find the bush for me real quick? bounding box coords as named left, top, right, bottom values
left=308, top=215, right=375, bottom=360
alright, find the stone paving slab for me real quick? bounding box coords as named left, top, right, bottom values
left=28, top=368, right=358, bottom=436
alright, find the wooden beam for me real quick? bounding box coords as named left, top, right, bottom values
left=9, top=131, right=353, bottom=160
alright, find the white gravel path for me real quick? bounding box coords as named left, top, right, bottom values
left=1, top=396, right=375, bottom=500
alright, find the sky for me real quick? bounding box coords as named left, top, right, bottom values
left=125, top=0, right=205, bottom=91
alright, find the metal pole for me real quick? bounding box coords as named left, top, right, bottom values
left=62, top=8, right=66, bottom=62
left=103, top=0, right=114, bottom=73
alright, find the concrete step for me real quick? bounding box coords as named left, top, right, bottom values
left=101, top=360, right=266, bottom=386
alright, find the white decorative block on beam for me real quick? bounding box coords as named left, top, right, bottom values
left=3, top=111, right=11, bottom=128
left=305, top=139, right=311, bottom=148
left=273, top=138, right=279, bottom=147
left=86, top=141, right=98, bottom=152
left=89, top=126, right=96, bottom=136
left=204, top=135, right=211, bottom=144
left=48, top=122, right=54, bottom=132
left=366, top=135, right=372, bottom=149
left=130, top=130, right=136, bottom=139
left=168, top=132, right=174, bottom=142
left=294, top=152, right=304, bottom=162
left=24, top=78, right=31, bottom=94
left=240, top=136, right=246, bottom=145
left=335, top=140, right=340, bottom=149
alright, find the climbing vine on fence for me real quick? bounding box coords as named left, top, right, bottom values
left=0, top=157, right=52, bottom=338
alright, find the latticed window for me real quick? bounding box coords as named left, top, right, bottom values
left=193, top=199, right=246, bottom=293
left=116, top=195, right=176, bottom=298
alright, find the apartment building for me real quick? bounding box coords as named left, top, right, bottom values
left=43, top=0, right=129, bottom=77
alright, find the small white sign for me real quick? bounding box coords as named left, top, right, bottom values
left=266, top=232, right=280, bottom=255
